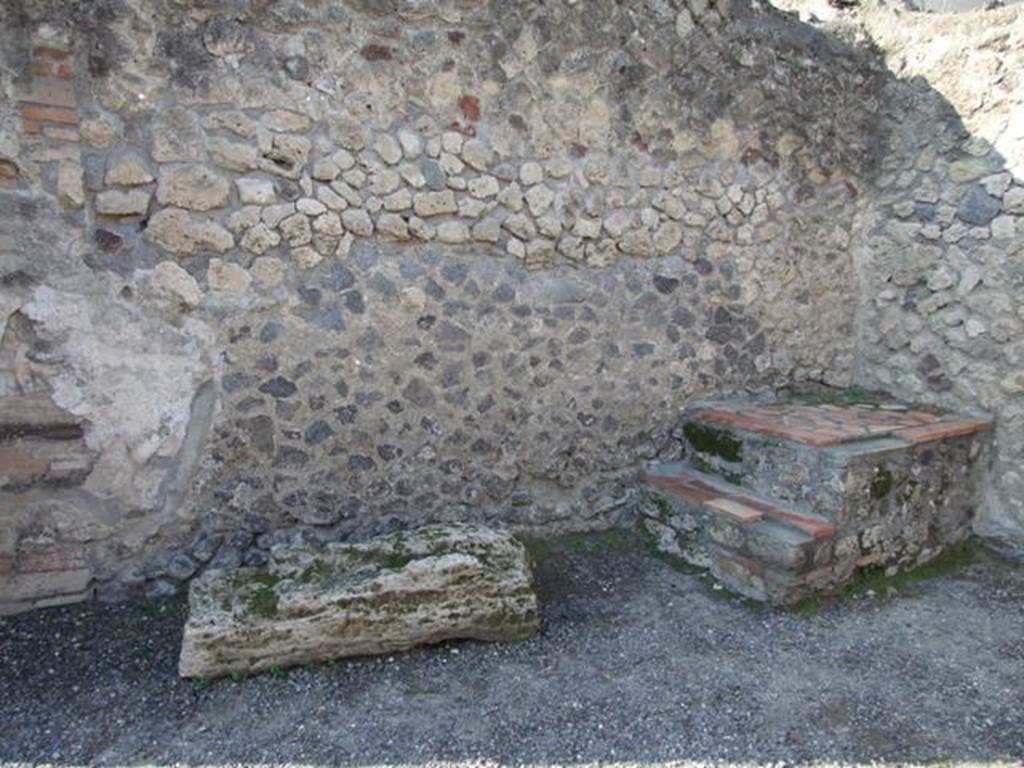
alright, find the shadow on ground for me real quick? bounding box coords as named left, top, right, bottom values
left=2, top=530, right=1023, bottom=766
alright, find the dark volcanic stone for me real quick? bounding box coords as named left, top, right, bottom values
left=259, top=376, right=298, bottom=398
left=304, top=419, right=334, bottom=445
left=653, top=274, right=680, bottom=294
left=240, top=415, right=275, bottom=455
left=957, top=185, right=1000, bottom=226
left=321, top=264, right=357, bottom=292
left=273, top=446, right=310, bottom=468
left=402, top=377, right=436, bottom=408
left=283, top=55, right=309, bottom=80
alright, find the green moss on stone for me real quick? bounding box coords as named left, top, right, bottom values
left=683, top=421, right=742, bottom=463
left=521, top=528, right=633, bottom=565
left=521, top=536, right=554, bottom=566
left=842, top=385, right=867, bottom=404
left=870, top=464, right=894, bottom=499
left=375, top=551, right=417, bottom=570
left=691, top=454, right=744, bottom=484
left=298, top=558, right=332, bottom=585
left=236, top=570, right=282, bottom=619
left=651, top=494, right=674, bottom=523
left=790, top=542, right=981, bottom=616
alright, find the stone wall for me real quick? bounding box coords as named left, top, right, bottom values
left=832, top=1, right=1024, bottom=554
left=0, top=0, right=1019, bottom=611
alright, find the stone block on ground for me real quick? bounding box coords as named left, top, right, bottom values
left=178, top=523, right=539, bottom=678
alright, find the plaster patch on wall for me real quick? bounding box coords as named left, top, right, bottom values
left=22, top=284, right=216, bottom=508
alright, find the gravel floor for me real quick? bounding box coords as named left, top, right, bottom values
left=2, top=531, right=1023, bottom=767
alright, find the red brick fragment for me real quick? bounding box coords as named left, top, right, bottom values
left=735, top=495, right=836, bottom=540
left=893, top=418, right=993, bottom=444
left=360, top=44, right=393, bottom=61
left=18, top=102, right=79, bottom=125
left=691, top=404, right=964, bottom=448
left=0, top=160, right=19, bottom=183
left=459, top=94, right=480, bottom=122
left=32, top=45, right=70, bottom=61
left=94, top=229, right=124, bottom=253
left=706, top=497, right=763, bottom=524
left=641, top=473, right=716, bottom=505
left=714, top=549, right=764, bottom=575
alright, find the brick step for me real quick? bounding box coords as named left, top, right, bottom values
left=640, top=465, right=836, bottom=598
left=645, top=398, right=993, bottom=604
left=643, top=463, right=837, bottom=539
left=703, top=544, right=835, bottom=606
left=679, top=400, right=992, bottom=526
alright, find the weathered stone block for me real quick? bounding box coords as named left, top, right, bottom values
left=178, top=523, right=539, bottom=678
left=642, top=400, right=992, bottom=604
left=96, top=189, right=151, bottom=216
left=146, top=208, right=234, bottom=254
left=157, top=164, right=230, bottom=211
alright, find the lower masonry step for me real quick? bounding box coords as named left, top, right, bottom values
left=639, top=464, right=840, bottom=604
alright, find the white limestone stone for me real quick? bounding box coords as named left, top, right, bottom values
left=461, top=139, right=492, bottom=171
left=525, top=184, right=555, bottom=217
left=292, top=245, right=323, bottom=269
left=208, top=138, right=259, bottom=172
left=519, top=161, right=544, bottom=186
left=105, top=154, right=154, bottom=186
left=375, top=134, right=402, bottom=165
left=316, top=185, right=349, bottom=211
left=413, top=190, right=458, bottom=217
left=236, top=178, right=276, bottom=205
left=280, top=212, right=312, bottom=246
left=441, top=131, right=464, bottom=154
left=472, top=218, right=501, bottom=243
left=437, top=221, right=470, bottom=243
left=383, top=189, right=413, bottom=212
left=207, top=258, right=251, bottom=293
left=56, top=161, right=85, bottom=210
left=251, top=256, right=287, bottom=288
left=96, top=189, right=151, bottom=216
left=296, top=197, right=327, bottom=216
left=342, top=208, right=374, bottom=236
left=398, top=128, right=423, bottom=159
left=469, top=175, right=500, bottom=199
left=178, top=524, right=539, bottom=679
left=378, top=212, right=411, bottom=240
left=240, top=223, right=281, bottom=255
left=149, top=261, right=203, bottom=308
left=157, top=164, right=230, bottom=211
left=146, top=208, right=234, bottom=254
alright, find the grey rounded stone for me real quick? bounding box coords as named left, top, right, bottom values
left=191, top=532, right=223, bottom=563
left=957, top=185, right=1001, bottom=226
left=243, top=549, right=270, bottom=568
left=258, top=376, right=298, bottom=398
left=165, top=553, right=198, bottom=581
left=146, top=579, right=178, bottom=598
left=209, top=546, right=244, bottom=570
left=293, top=505, right=342, bottom=526
left=283, top=55, right=309, bottom=80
